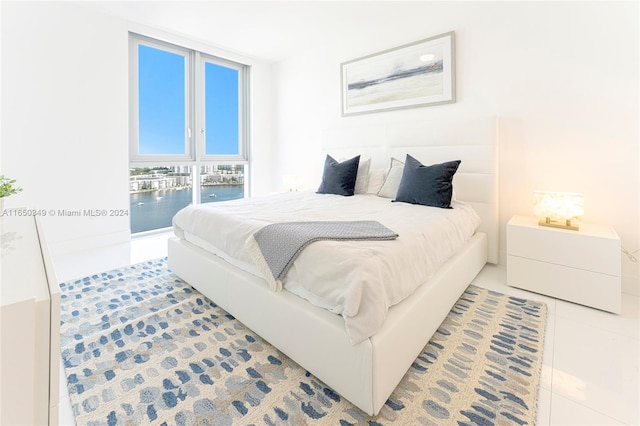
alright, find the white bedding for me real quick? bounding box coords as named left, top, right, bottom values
left=172, top=191, right=480, bottom=344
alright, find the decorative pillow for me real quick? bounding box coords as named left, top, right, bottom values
left=316, top=155, right=361, bottom=196
left=377, top=157, right=404, bottom=198
left=354, top=157, right=371, bottom=194
left=366, top=168, right=387, bottom=194
left=394, top=154, right=461, bottom=208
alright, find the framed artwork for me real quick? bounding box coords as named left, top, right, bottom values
left=341, top=31, right=455, bottom=116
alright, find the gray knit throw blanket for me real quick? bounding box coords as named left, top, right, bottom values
left=246, top=221, right=398, bottom=291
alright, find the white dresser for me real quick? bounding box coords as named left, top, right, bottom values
left=507, top=215, right=621, bottom=313
left=1, top=215, right=60, bottom=425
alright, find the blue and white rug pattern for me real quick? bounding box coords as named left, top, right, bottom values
left=59, top=258, right=547, bottom=425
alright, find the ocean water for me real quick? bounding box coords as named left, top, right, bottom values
left=130, top=185, right=243, bottom=233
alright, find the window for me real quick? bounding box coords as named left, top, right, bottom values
left=129, top=34, right=249, bottom=233
left=138, top=46, right=186, bottom=155
left=203, top=61, right=241, bottom=157
left=200, top=165, right=245, bottom=204
left=129, top=166, right=193, bottom=233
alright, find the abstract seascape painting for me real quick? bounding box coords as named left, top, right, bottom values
left=341, top=31, right=455, bottom=116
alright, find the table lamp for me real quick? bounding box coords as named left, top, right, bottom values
left=533, top=191, right=584, bottom=231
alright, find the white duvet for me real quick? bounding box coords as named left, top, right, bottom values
left=172, top=191, right=480, bottom=344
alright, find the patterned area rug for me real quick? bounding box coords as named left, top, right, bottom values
left=60, top=258, right=547, bottom=425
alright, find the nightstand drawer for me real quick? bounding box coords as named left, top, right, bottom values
left=507, top=218, right=620, bottom=276
left=507, top=255, right=621, bottom=313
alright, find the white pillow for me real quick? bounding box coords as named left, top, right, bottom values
left=366, top=168, right=387, bottom=194
left=377, top=157, right=404, bottom=198
left=354, top=157, right=371, bottom=194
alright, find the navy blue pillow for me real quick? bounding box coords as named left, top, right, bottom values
left=316, top=155, right=360, bottom=196
left=394, top=154, right=461, bottom=208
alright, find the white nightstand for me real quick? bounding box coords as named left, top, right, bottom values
left=507, top=215, right=621, bottom=313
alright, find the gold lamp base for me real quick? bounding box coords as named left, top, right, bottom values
left=538, top=217, right=579, bottom=231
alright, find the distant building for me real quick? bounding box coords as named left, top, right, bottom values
left=130, top=166, right=244, bottom=192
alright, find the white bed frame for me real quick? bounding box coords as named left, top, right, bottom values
left=168, top=117, right=498, bottom=415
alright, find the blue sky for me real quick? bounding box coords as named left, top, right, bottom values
left=138, top=44, right=238, bottom=156
left=205, top=62, right=239, bottom=156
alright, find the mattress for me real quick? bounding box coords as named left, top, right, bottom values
left=172, top=190, right=480, bottom=343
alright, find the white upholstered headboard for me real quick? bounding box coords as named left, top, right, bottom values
left=320, top=116, right=499, bottom=264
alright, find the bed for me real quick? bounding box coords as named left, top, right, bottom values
left=168, top=118, right=498, bottom=415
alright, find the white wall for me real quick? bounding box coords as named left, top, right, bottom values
left=1, top=1, right=130, bottom=253
left=272, top=1, right=640, bottom=294
left=1, top=2, right=275, bottom=254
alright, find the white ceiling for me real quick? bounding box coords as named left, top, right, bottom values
left=76, top=1, right=442, bottom=63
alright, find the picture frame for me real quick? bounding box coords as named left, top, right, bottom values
left=341, top=31, right=455, bottom=116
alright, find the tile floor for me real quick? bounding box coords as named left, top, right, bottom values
left=54, top=232, right=640, bottom=425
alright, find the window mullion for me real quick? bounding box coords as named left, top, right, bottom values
left=190, top=50, right=201, bottom=206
